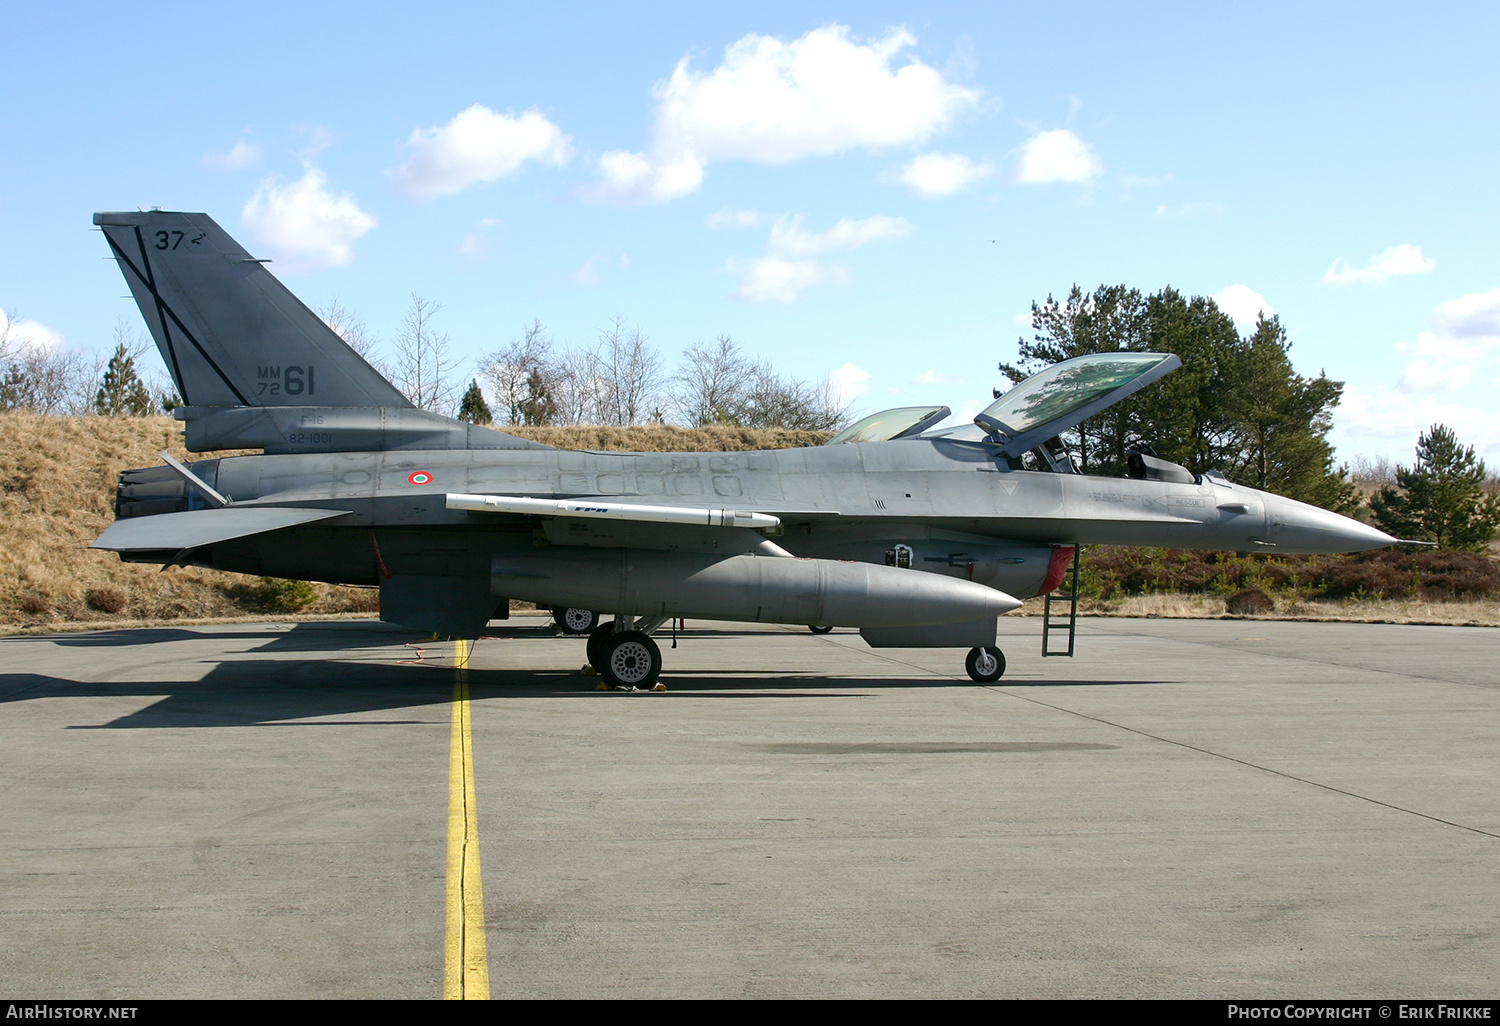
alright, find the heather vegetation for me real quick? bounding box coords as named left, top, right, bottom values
left=1077, top=546, right=1500, bottom=606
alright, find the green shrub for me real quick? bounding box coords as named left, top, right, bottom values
left=254, top=577, right=319, bottom=613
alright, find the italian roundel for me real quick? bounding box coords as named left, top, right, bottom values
left=407, top=471, right=433, bottom=486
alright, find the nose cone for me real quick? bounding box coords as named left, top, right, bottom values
left=1267, top=495, right=1398, bottom=554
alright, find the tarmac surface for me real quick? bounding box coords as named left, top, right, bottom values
left=1, top=614, right=1496, bottom=999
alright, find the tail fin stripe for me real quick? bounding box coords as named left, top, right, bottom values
left=107, top=227, right=249, bottom=405
left=102, top=227, right=189, bottom=401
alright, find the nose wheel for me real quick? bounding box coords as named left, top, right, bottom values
left=965, top=646, right=1005, bottom=682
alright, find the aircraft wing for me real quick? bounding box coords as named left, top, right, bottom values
left=91, top=507, right=351, bottom=552
left=446, top=493, right=782, bottom=528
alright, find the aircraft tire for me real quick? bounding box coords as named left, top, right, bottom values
left=601, top=631, right=662, bottom=689
left=554, top=607, right=600, bottom=635
left=965, top=646, right=1005, bottom=682
left=808, top=624, right=833, bottom=635
left=586, top=621, right=617, bottom=670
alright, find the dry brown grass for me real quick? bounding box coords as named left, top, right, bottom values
left=503, top=424, right=832, bottom=451
left=1015, top=592, right=1499, bottom=626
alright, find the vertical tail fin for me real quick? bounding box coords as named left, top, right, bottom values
left=93, top=211, right=410, bottom=409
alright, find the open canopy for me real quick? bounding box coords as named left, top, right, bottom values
left=965, top=352, right=1181, bottom=457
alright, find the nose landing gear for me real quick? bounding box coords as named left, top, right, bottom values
left=965, top=646, right=1006, bottom=682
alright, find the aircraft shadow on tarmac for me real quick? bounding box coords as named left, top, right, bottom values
left=0, top=622, right=1174, bottom=728
left=5, top=620, right=434, bottom=652
left=0, top=660, right=1177, bottom=730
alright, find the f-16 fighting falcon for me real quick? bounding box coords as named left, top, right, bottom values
left=89, top=211, right=1397, bottom=688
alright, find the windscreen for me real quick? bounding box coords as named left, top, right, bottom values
left=825, top=405, right=950, bottom=444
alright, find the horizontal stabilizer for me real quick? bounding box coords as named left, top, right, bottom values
left=447, top=493, right=780, bottom=529
left=92, top=506, right=351, bottom=552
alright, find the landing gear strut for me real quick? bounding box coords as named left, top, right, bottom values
left=965, top=646, right=1006, bottom=682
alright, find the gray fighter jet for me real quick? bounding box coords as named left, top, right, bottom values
left=90, top=211, right=1396, bottom=687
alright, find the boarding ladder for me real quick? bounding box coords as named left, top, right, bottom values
left=1041, top=546, right=1081, bottom=657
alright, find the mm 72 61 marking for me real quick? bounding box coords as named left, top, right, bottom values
left=256, top=365, right=315, bottom=396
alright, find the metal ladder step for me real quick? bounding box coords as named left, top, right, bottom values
left=1041, top=546, right=1081, bottom=657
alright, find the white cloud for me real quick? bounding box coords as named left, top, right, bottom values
left=767, top=214, right=911, bottom=257
left=0, top=308, right=64, bottom=354
left=734, top=257, right=846, bottom=303
left=392, top=105, right=571, bottom=201
left=1323, top=243, right=1435, bottom=285
left=1399, top=358, right=1473, bottom=391
left=1334, top=382, right=1500, bottom=461
left=1331, top=286, right=1500, bottom=461
left=241, top=167, right=377, bottom=274
left=1213, top=285, right=1275, bottom=329
left=829, top=362, right=871, bottom=404
left=589, top=25, right=979, bottom=204
left=202, top=136, right=261, bottom=171
left=572, top=257, right=601, bottom=285
left=296, top=124, right=335, bottom=161
left=731, top=213, right=908, bottom=302
left=1016, top=129, right=1101, bottom=184
left=457, top=217, right=501, bottom=259
left=898, top=152, right=993, bottom=197
left=1152, top=200, right=1222, bottom=219
left=706, top=208, right=762, bottom=229
left=1431, top=287, right=1500, bottom=339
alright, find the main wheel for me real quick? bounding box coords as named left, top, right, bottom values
left=586, top=620, right=618, bottom=670
left=601, top=631, right=662, bottom=689
left=553, top=607, right=599, bottom=635
left=808, top=624, right=833, bottom=635
left=965, top=646, right=1005, bottom=682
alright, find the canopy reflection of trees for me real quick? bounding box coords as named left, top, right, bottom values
left=1001, top=285, right=1357, bottom=511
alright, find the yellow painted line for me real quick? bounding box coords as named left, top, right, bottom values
left=444, top=639, right=490, bottom=1000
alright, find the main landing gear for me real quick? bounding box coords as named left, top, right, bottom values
left=587, top=619, right=664, bottom=689
left=965, top=646, right=1006, bottom=682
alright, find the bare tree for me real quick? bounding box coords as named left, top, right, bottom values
left=739, top=360, right=849, bottom=431
left=549, top=343, right=605, bottom=425
left=673, top=334, right=749, bottom=426
left=594, top=316, right=663, bottom=426
left=390, top=294, right=459, bottom=414
left=318, top=297, right=386, bottom=380
left=482, top=320, right=554, bottom=425
left=0, top=308, right=103, bottom=414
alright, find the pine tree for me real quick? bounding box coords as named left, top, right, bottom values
left=518, top=367, right=557, bottom=426
left=1004, top=286, right=1352, bottom=508
left=94, top=344, right=154, bottom=416
left=1370, top=425, right=1500, bottom=550
left=457, top=380, right=492, bottom=425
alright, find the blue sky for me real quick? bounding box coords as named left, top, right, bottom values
left=4, top=1, right=1498, bottom=463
